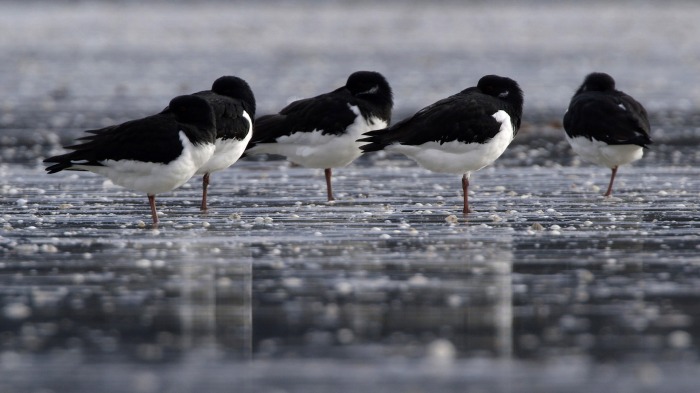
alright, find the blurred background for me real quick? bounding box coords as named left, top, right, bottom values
left=2, top=0, right=699, bottom=154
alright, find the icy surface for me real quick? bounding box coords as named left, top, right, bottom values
left=2, top=160, right=700, bottom=392
left=2, top=1, right=700, bottom=392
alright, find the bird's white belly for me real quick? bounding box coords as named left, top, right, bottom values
left=566, top=135, right=643, bottom=168
left=250, top=113, right=387, bottom=168
left=80, top=132, right=215, bottom=195
left=197, top=118, right=253, bottom=175
left=388, top=110, right=514, bottom=175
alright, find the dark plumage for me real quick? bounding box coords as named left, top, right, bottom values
left=162, top=76, right=255, bottom=210
left=563, top=72, right=652, bottom=196
left=359, top=74, right=524, bottom=214
left=44, top=95, right=217, bottom=224
left=245, top=71, right=393, bottom=201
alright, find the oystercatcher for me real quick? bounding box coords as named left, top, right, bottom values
left=163, top=76, right=256, bottom=210
left=245, top=71, right=393, bottom=201
left=44, top=95, right=217, bottom=224
left=563, top=72, right=652, bottom=197
left=359, top=74, right=523, bottom=214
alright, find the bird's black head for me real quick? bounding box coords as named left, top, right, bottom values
left=169, top=95, right=215, bottom=129
left=211, top=75, right=257, bottom=118
left=477, top=74, right=524, bottom=110
left=346, top=71, right=393, bottom=101
left=345, top=71, right=394, bottom=121
left=576, top=72, right=616, bottom=94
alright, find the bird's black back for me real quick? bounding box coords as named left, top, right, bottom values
left=360, top=75, right=523, bottom=152
left=166, top=76, right=256, bottom=142
left=44, top=95, right=216, bottom=173
left=563, top=72, right=652, bottom=147
left=193, top=90, right=253, bottom=141
left=248, top=71, right=393, bottom=148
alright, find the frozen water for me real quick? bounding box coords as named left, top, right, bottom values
left=2, top=1, right=700, bottom=392
left=2, top=158, right=700, bottom=391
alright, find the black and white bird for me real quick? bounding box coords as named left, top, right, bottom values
left=163, top=76, right=256, bottom=210
left=44, top=95, right=217, bottom=225
left=359, top=74, right=523, bottom=214
left=245, top=71, right=393, bottom=201
left=563, top=72, right=652, bottom=197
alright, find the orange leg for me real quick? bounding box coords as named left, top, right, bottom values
left=604, top=166, right=618, bottom=197
left=148, top=194, right=159, bottom=225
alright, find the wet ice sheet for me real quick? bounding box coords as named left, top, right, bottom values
left=3, top=357, right=700, bottom=393
left=2, top=158, right=700, bottom=391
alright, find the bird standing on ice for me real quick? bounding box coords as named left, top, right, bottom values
left=563, top=72, right=652, bottom=197
left=245, top=71, right=393, bottom=201
left=359, top=74, right=523, bottom=214
left=163, top=76, right=256, bottom=210
left=44, top=95, right=217, bottom=225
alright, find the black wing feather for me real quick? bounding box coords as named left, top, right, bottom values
left=193, top=91, right=251, bottom=141
left=161, top=90, right=252, bottom=142
left=563, top=91, right=652, bottom=147
left=360, top=88, right=512, bottom=152
left=248, top=88, right=359, bottom=147
left=44, top=115, right=187, bottom=173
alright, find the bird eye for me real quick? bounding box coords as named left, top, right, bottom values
left=498, top=90, right=509, bottom=98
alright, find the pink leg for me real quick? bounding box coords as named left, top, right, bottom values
left=325, top=168, right=335, bottom=201
left=462, top=174, right=472, bottom=214
left=201, top=173, right=210, bottom=211
left=604, top=166, right=618, bottom=197
left=148, top=194, right=159, bottom=225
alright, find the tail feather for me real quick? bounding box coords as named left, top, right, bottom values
left=45, top=161, right=75, bottom=174
left=610, top=130, right=653, bottom=148
left=245, top=114, right=284, bottom=151
left=358, top=128, right=389, bottom=153
left=43, top=151, right=94, bottom=174
left=44, top=153, right=76, bottom=173
left=636, top=132, right=653, bottom=148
